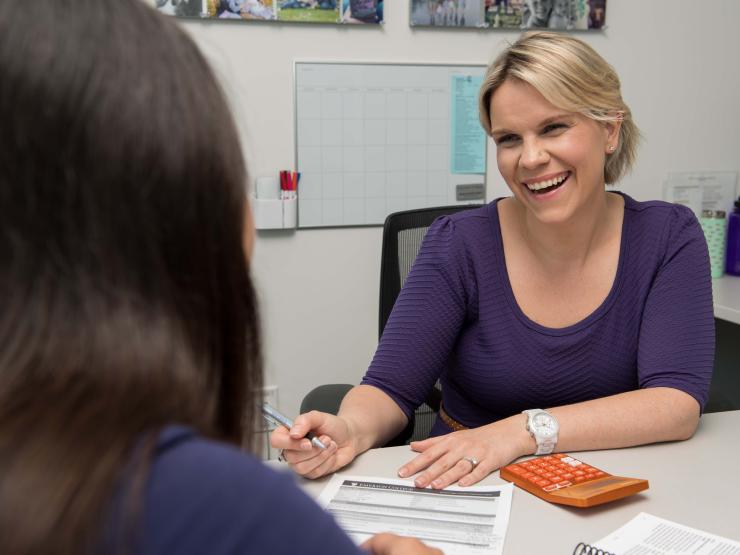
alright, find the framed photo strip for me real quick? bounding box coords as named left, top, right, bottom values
left=409, top=0, right=607, bottom=30
left=154, top=0, right=384, bottom=25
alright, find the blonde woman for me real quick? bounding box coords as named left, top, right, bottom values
left=274, top=32, right=714, bottom=492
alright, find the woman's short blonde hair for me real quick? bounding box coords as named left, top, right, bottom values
left=479, top=31, right=640, bottom=185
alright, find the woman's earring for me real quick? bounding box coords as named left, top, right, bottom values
left=608, top=145, right=616, bottom=152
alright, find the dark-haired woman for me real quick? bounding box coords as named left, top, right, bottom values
left=0, top=1, right=438, bottom=554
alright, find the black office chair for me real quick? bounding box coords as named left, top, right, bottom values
left=300, top=204, right=483, bottom=445
left=704, top=318, right=740, bottom=413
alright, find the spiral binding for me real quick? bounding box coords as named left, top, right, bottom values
left=572, top=542, right=615, bottom=555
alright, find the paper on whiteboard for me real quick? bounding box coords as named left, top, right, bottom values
left=317, top=474, right=513, bottom=555
left=451, top=74, right=486, bottom=174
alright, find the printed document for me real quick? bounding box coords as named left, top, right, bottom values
left=593, top=512, right=740, bottom=554
left=317, top=474, right=513, bottom=555
left=451, top=74, right=486, bottom=174
left=663, top=171, right=738, bottom=217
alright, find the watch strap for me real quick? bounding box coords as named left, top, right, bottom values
left=523, top=409, right=558, bottom=455
left=534, top=437, right=557, bottom=456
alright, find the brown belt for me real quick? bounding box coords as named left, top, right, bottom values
left=439, top=402, right=468, bottom=432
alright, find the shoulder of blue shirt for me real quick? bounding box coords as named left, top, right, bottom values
left=109, top=425, right=362, bottom=555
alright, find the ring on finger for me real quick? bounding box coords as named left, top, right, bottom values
left=461, top=455, right=479, bottom=470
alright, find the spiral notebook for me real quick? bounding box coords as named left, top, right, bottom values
left=572, top=543, right=614, bottom=555
left=575, top=512, right=740, bottom=555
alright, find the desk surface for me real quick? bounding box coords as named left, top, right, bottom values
left=713, top=275, right=740, bottom=325
left=290, top=410, right=740, bottom=554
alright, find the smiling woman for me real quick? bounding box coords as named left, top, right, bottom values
left=479, top=31, right=639, bottom=186
left=273, top=31, right=715, bottom=495
left=489, top=78, right=619, bottom=227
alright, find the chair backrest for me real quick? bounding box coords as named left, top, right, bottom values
left=378, top=204, right=482, bottom=443
left=379, top=205, right=482, bottom=339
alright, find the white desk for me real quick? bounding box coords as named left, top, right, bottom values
left=289, top=410, right=740, bottom=554
left=714, top=275, right=740, bottom=325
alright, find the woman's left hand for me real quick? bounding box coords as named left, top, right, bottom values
left=397, top=415, right=533, bottom=489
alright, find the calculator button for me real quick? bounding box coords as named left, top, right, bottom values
left=574, top=476, right=586, bottom=482
left=556, top=480, right=572, bottom=488
left=562, top=473, right=574, bottom=479
left=543, top=484, right=559, bottom=492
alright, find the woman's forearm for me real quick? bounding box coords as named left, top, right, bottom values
left=338, top=385, right=409, bottom=454
left=546, top=386, right=701, bottom=454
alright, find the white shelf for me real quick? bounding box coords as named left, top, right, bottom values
left=713, top=275, right=740, bottom=325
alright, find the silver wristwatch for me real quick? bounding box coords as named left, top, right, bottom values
left=523, top=409, right=559, bottom=455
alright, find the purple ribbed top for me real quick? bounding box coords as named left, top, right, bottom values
left=362, top=193, right=715, bottom=436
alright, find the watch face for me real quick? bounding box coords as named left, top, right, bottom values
left=533, top=412, right=558, bottom=438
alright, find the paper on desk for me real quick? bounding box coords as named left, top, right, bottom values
left=593, top=512, right=740, bottom=554
left=317, top=474, right=513, bottom=555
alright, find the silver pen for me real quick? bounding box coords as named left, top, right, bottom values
left=261, top=403, right=327, bottom=450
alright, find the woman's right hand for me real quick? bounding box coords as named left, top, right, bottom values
left=269, top=410, right=358, bottom=479
left=361, top=533, right=443, bottom=555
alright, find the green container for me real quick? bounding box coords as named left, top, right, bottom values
left=700, top=209, right=727, bottom=278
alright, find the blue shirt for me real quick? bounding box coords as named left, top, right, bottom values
left=105, top=426, right=361, bottom=554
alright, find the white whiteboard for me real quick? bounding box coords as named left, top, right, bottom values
left=294, top=62, right=487, bottom=228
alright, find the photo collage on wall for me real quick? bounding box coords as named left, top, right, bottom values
left=410, top=0, right=606, bottom=30
left=154, top=0, right=383, bottom=24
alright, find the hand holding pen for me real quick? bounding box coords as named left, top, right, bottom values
left=261, top=403, right=327, bottom=450
left=269, top=408, right=361, bottom=479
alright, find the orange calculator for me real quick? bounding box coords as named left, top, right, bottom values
left=500, top=453, right=648, bottom=508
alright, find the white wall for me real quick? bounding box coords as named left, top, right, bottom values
left=180, top=0, right=740, bottom=416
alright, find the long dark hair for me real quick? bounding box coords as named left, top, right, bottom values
left=0, top=1, right=262, bottom=552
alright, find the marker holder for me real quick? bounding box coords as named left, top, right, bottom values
left=252, top=176, right=298, bottom=230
